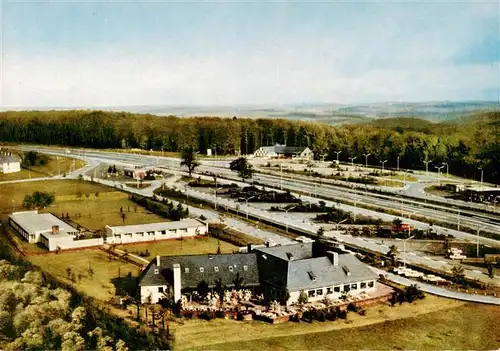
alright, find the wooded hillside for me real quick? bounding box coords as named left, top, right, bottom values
left=0, top=110, right=498, bottom=182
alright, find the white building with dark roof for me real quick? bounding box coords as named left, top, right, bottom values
left=0, top=151, right=21, bottom=174
left=139, top=242, right=378, bottom=305
left=253, top=144, right=314, bottom=160
left=105, top=219, right=207, bottom=244
left=9, top=211, right=80, bottom=251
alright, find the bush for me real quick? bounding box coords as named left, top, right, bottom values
left=215, top=310, right=225, bottom=319
left=199, top=311, right=214, bottom=320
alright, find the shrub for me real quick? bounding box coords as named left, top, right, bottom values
left=215, top=310, right=225, bottom=319
left=199, top=311, right=213, bottom=321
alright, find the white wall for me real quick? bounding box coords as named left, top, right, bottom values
left=141, top=285, right=169, bottom=304
left=1, top=161, right=21, bottom=174
left=106, top=223, right=207, bottom=244
left=287, top=280, right=377, bottom=305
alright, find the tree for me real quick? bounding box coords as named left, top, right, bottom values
left=387, top=245, right=399, bottom=266
left=232, top=272, right=244, bottom=290
left=66, top=267, right=72, bottom=279
left=487, top=262, right=495, bottom=279
left=121, top=212, right=126, bottom=224
left=451, top=265, right=465, bottom=283
left=392, top=217, right=403, bottom=233
left=180, top=148, right=200, bottom=177
left=197, top=280, right=210, bottom=300
left=297, top=290, right=308, bottom=305
left=23, top=191, right=55, bottom=210
left=214, top=278, right=226, bottom=304
left=229, top=157, right=253, bottom=180
left=317, top=227, right=325, bottom=237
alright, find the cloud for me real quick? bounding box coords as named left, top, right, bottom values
left=1, top=1, right=499, bottom=107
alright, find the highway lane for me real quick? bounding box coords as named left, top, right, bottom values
left=19, top=146, right=500, bottom=244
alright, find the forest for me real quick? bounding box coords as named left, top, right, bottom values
left=0, top=110, right=498, bottom=182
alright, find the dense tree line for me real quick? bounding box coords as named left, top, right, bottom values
left=0, top=259, right=171, bottom=350
left=0, top=110, right=498, bottom=182
left=130, top=194, right=189, bottom=220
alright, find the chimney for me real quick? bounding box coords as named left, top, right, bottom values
left=247, top=244, right=252, bottom=253
left=52, top=225, right=60, bottom=234
left=286, top=252, right=294, bottom=261
left=327, top=251, right=339, bottom=266
left=172, top=263, right=182, bottom=303
left=265, top=241, right=270, bottom=248
left=156, top=255, right=160, bottom=266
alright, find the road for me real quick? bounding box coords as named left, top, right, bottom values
left=16, top=146, right=500, bottom=242
left=372, top=268, right=500, bottom=305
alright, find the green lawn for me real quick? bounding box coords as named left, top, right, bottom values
left=29, top=250, right=141, bottom=301
left=175, top=296, right=499, bottom=350
left=0, top=155, right=85, bottom=182
left=117, top=236, right=237, bottom=258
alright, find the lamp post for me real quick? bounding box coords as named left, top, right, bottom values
left=397, top=156, right=400, bottom=171
left=442, top=162, right=449, bottom=178
left=477, top=167, right=483, bottom=188
left=285, top=205, right=297, bottom=232
left=477, top=225, right=486, bottom=258
left=353, top=197, right=360, bottom=222
left=280, top=162, right=283, bottom=190
left=494, top=196, right=500, bottom=213
left=334, top=151, right=342, bottom=164
left=380, top=160, right=388, bottom=173
left=349, top=156, right=357, bottom=168
left=363, top=153, right=371, bottom=168
left=335, top=218, right=348, bottom=231
left=403, top=169, right=410, bottom=186
left=424, top=160, right=433, bottom=174
left=403, top=235, right=415, bottom=269
left=435, top=165, right=445, bottom=186
left=245, top=196, right=255, bottom=220
left=452, top=206, right=461, bottom=231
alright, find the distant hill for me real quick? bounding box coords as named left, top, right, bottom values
left=2, top=101, right=498, bottom=124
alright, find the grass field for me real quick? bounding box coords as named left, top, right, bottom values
left=117, top=236, right=237, bottom=258
left=376, top=179, right=404, bottom=188
left=174, top=296, right=499, bottom=350
left=29, top=250, right=141, bottom=301
left=0, top=180, right=164, bottom=230
left=0, top=155, right=85, bottom=182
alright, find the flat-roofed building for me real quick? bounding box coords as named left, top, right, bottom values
left=105, top=219, right=207, bottom=244
left=9, top=211, right=80, bottom=250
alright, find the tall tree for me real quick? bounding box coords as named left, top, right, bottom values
left=180, top=148, right=200, bottom=177
left=229, top=157, right=253, bottom=181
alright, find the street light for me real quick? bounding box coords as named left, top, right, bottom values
left=334, top=151, right=342, bottom=164
left=334, top=217, right=348, bottom=231
left=442, top=162, right=449, bottom=178
left=363, top=153, right=371, bottom=168
left=424, top=160, right=433, bottom=174
left=284, top=205, right=297, bottom=232
left=435, top=165, right=445, bottom=185
left=477, top=225, right=487, bottom=258
left=403, top=169, right=410, bottom=186
left=397, top=156, right=400, bottom=171
left=380, top=160, right=388, bottom=173
left=244, top=196, right=255, bottom=219
left=477, top=167, right=484, bottom=188
left=349, top=156, right=357, bottom=168
left=402, top=235, right=415, bottom=269
left=452, top=206, right=461, bottom=231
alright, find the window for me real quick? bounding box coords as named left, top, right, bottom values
left=161, top=230, right=166, bottom=235
left=326, top=287, right=333, bottom=294
left=185, top=267, right=190, bottom=273
left=200, top=267, right=204, bottom=273
left=158, top=287, right=164, bottom=293
left=316, top=289, right=323, bottom=296
left=351, top=283, right=358, bottom=290
left=169, top=229, right=176, bottom=234
left=243, top=265, right=248, bottom=271
left=137, top=232, right=144, bottom=236
left=214, top=267, right=219, bottom=272
left=368, top=281, right=374, bottom=288
left=154, top=269, right=159, bottom=275
left=360, top=282, right=367, bottom=289
left=343, top=284, right=350, bottom=292
left=229, top=266, right=234, bottom=272
left=179, top=228, right=188, bottom=233
left=308, top=290, right=316, bottom=297
left=334, top=286, right=341, bottom=293
left=148, top=231, right=155, bottom=236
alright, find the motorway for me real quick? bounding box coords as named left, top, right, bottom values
left=18, top=146, right=500, bottom=245
left=7, top=145, right=500, bottom=288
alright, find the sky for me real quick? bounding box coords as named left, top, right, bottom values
left=1, top=0, right=499, bottom=107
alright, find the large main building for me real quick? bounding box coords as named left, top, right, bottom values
left=139, top=242, right=378, bottom=305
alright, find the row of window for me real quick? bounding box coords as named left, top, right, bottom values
left=307, top=281, right=374, bottom=298
left=186, top=265, right=249, bottom=274
left=117, top=228, right=189, bottom=237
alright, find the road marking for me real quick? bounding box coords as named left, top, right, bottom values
left=472, top=270, right=482, bottom=274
